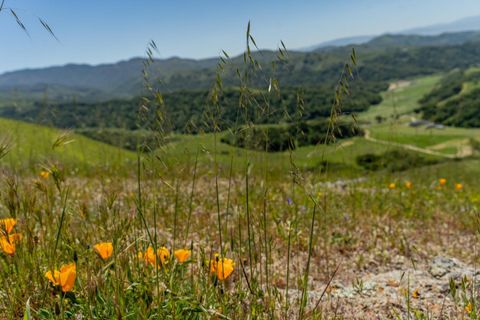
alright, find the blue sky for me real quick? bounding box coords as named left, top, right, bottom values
left=0, top=0, right=479, bottom=73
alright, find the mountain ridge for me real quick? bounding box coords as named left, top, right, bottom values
left=306, top=15, right=480, bottom=51
left=1, top=29, right=480, bottom=104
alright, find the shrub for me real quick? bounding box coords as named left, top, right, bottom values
left=356, top=150, right=440, bottom=172
left=76, top=128, right=172, bottom=152
left=221, top=120, right=363, bottom=152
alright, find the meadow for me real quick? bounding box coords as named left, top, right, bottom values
left=1, top=44, right=480, bottom=320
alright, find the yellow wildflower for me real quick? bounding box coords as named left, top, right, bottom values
left=40, top=170, right=50, bottom=179
left=465, top=302, right=473, bottom=314
left=412, top=288, right=420, bottom=299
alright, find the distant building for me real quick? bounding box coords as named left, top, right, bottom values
left=409, top=120, right=432, bottom=127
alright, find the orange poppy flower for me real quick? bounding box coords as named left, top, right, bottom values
left=0, top=218, right=16, bottom=234
left=439, top=178, right=447, bottom=186
left=94, top=242, right=113, bottom=260
left=139, top=246, right=170, bottom=267
left=142, top=246, right=156, bottom=265
left=405, top=181, right=413, bottom=189
left=0, top=233, right=21, bottom=256
left=388, top=183, right=396, bottom=190
left=158, top=247, right=170, bottom=264
left=45, top=262, right=76, bottom=292
left=138, top=248, right=149, bottom=264
left=455, top=183, right=463, bottom=191
left=174, top=249, right=191, bottom=263
left=210, top=254, right=234, bottom=280
left=209, top=254, right=219, bottom=273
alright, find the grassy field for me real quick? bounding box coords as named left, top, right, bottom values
left=1, top=72, right=480, bottom=319
left=359, top=75, right=441, bottom=122
left=368, top=123, right=480, bottom=154
left=163, top=133, right=398, bottom=177
left=152, top=73, right=475, bottom=176
left=0, top=118, right=136, bottom=174
left=358, top=73, right=480, bottom=157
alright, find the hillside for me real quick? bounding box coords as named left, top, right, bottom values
left=0, top=118, right=136, bottom=173
left=2, top=73, right=472, bottom=176
left=3, top=31, right=480, bottom=139
left=363, top=31, right=480, bottom=49
left=416, top=68, right=480, bottom=127
left=0, top=56, right=221, bottom=92
left=1, top=31, right=480, bottom=105
left=0, top=84, right=383, bottom=133
left=146, top=73, right=480, bottom=177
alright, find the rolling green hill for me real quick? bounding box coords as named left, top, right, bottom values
left=0, top=114, right=418, bottom=178
left=0, top=118, right=136, bottom=174
left=158, top=74, right=477, bottom=174
left=359, top=75, right=442, bottom=122
left=1, top=72, right=478, bottom=178
left=357, top=73, right=480, bottom=158
left=416, top=68, right=480, bottom=127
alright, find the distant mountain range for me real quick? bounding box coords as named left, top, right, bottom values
left=361, top=31, right=480, bottom=49
left=0, top=57, right=219, bottom=102
left=305, top=15, right=480, bottom=51
left=403, top=15, right=480, bottom=35
left=1, top=15, right=480, bottom=105
left=301, top=35, right=374, bottom=51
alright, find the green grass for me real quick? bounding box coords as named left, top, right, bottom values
left=0, top=114, right=456, bottom=179
left=368, top=122, right=480, bottom=150
left=436, top=146, right=459, bottom=155
left=370, top=131, right=460, bottom=148
left=162, top=132, right=401, bottom=178
left=0, top=118, right=136, bottom=174
left=359, top=74, right=441, bottom=122
left=356, top=73, right=480, bottom=156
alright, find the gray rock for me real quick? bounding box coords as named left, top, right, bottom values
left=429, top=256, right=459, bottom=278
left=429, top=266, right=448, bottom=278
